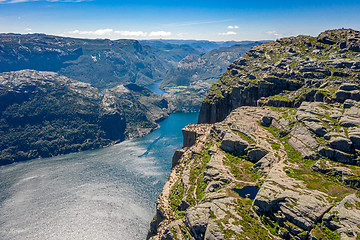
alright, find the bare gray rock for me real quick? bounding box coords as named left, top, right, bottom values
left=291, top=124, right=319, bottom=149
left=246, top=145, right=269, bottom=162
left=251, top=153, right=278, bottom=172
left=304, top=121, right=327, bottom=137
left=340, top=116, right=360, bottom=127
left=349, top=134, right=360, bottom=149
left=219, top=132, right=248, bottom=155
left=323, top=194, right=360, bottom=239
left=329, top=137, right=354, bottom=153
left=185, top=205, right=210, bottom=239
left=260, top=116, right=274, bottom=127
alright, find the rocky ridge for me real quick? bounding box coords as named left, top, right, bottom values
left=198, top=29, right=360, bottom=124
left=0, top=70, right=169, bottom=165
left=0, top=33, right=169, bottom=89
left=148, top=29, right=360, bottom=240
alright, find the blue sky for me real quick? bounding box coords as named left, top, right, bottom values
left=0, top=0, right=360, bottom=41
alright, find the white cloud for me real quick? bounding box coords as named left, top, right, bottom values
left=266, top=30, right=282, bottom=38
left=149, top=31, right=172, bottom=37
left=114, top=31, right=147, bottom=37
left=177, top=32, right=189, bottom=37
left=227, top=25, right=239, bottom=29
left=68, top=29, right=172, bottom=39
left=218, top=31, right=237, bottom=36
left=69, top=29, right=113, bottom=36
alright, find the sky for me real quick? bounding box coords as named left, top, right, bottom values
left=0, top=0, right=360, bottom=41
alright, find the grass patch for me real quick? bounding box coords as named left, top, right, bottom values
left=223, top=153, right=260, bottom=182
left=286, top=167, right=354, bottom=201
left=311, top=222, right=341, bottom=240
left=231, top=129, right=256, bottom=144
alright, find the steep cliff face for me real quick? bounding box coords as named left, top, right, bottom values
left=149, top=29, right=360, bottom=240
left=199, top=29, right=360, bottom=124
left=0, top=70, right=169, bottom=165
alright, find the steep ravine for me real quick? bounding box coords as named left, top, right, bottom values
left=148, top=29, right=360, bottom=240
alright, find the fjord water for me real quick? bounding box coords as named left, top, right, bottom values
left=0, top=112, right=198, bottom=240
left=146, top=80, right=166, bottom=95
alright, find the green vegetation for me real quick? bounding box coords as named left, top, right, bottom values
left=223, top=153, right=260, bottom=182
left=260, top=215, right=280, bottom=236
left=231, top=129, right=256, bottom=144
left=311, top=223, right=341, bottom=240
left=285, top=167, right=354, bottom=200
left=216, top=198, right=274, bottom=239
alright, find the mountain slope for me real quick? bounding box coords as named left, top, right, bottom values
left=161, top=43, right=260, bottom=88
left=148, top=29, right=360, bottom=240
left=0, top=70, right=169, bottom=165
left=0, top=34, right=168, bottom=89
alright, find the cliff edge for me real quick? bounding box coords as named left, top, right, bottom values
left=148, top=29, right=360, bottom=240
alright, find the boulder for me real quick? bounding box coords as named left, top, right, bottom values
left=323, top=194, right=360, bottom=238
left=339, top=116, right=360, bottom=127
left=344, top=106, right=360, bottom=118
left=251, top=153, right=277, bottom=172
left=303, top=121, right=327, bottom=137
left=319, top=146, right=354, bottom=164
left=349, top=134, right=360, bottom=149
left=324, top=132, right=346, bottom=140
left=343, top=99, right=357, bottom=108
left=253, top=177, right=332, bottom=232
left=296, top=112, right=321, bottom=122
left=288, top=136, right=317, bottom=160
left=339, top=83, right=359, bottom=91
left=290, top=124, right=318, bottom=149
left=329, top=137, right=353, bottom=153
left=246, top=145, right=269, bottom=163
left=260, top=116, right=273, bottom=127
left=335, top=90, right=351, bottom=103
left=219, top=132, right=248, bottom=155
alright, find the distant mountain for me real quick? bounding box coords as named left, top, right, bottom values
left=141, top=39, right=270, bottom=53
left=0, top=70, right=169, bottom=165
left=161, top=43, right=260, bottom=88
left=139, top=40, right=202, bottom=66
left=0, top=34, right=267, bottom=91
left=0, top=33, right=169, bottom=89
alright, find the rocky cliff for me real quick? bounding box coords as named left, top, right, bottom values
left=0, top=70, right=169, bottom=165
left=198, top=29, right=360, bottom=124
left=148, top=29, right=360, bottom=240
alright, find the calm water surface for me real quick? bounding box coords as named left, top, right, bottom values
left=0, top=112, right=198, bottom=240
left=146, top=80, right=166, bottom=96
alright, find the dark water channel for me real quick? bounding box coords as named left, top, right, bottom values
left=146, top=80, right=166, bottom=96
left=232, top=186, right=260, bottom=200
left=0, top=112, right=198, bottom=240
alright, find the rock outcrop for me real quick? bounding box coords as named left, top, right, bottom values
left=0, top=70, right=169, bottom=165
left=198, top=29, right=360, bottom=124
left=149, top=29, right=360, bottom=240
